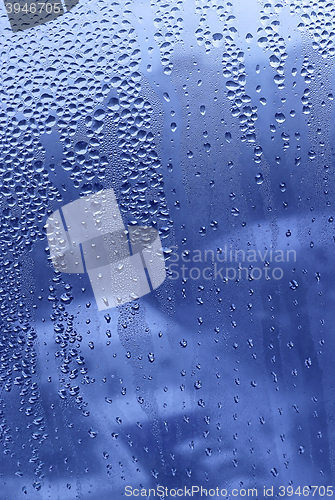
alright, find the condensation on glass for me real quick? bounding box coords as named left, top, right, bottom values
left=0, top=0, right=334, bottom=498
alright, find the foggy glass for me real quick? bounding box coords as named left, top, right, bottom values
left=0, top=0, right=334, bottom=498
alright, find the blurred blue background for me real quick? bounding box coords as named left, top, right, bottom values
left=0, top=0, right=334, bottom=498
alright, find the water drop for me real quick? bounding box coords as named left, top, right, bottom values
left=275, top=112, right=286, bottom=124
left=255, top=173, right=263, bottom=184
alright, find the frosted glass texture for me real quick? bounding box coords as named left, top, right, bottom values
left=0, top=0, right=334, bottom=498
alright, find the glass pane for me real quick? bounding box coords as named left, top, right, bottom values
left=0, top=0, right=334, bottom=497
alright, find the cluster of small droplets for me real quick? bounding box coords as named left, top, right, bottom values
left=289, top=0, right=335, bottom=58
left=0, top=0, right=175, bottom=484
left=194, top=0, right=232, bottom=53
left=257, top=1, right=288, bottom=90
left=224, top=49, right=258, bottom=144
left=151, top=0, right=184, bottom=75
left=193, top=1, right=257, bottom=141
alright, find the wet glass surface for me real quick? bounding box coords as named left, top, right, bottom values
left=0, top=0, right=334, bottom=498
